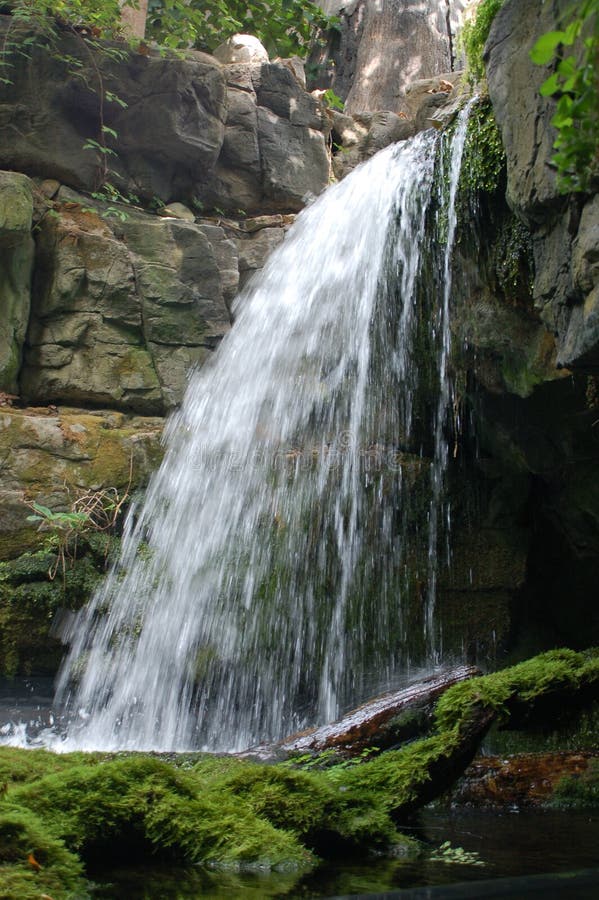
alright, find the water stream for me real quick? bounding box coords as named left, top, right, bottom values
left=4, top=106, right=473, bottom=752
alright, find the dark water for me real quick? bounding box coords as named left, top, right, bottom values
left=89, top=810, right=599, bottom=899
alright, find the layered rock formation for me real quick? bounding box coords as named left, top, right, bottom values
left=0, top=0, right=598, bottom=681
left=0, top=16, right=329, bottom=214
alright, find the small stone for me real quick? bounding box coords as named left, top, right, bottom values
left=159, top=203, right=195, bottom=222
left=213, top=34, right=269, bottom=65
left=39, top=179, right=61, bottom=199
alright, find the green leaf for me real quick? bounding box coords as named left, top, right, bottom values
left=540, top=73, right=561, bottom=97
left=530, top=30, right=567, bottom=64
left=32, top=503, right=54, bottom=518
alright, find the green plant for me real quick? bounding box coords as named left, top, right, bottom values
left=530, top=0, right=599, bottom=193
left=25, top=481, right=130, bottom=580
left=550, top=758, right=599, bottom=808
left=460, top=0, right=505, bottom=84
left=460, top=96, right=506, bottom=195
left=321, top=87, right=344, bottom=111
left=429, top=840, right=485, bottom=867
left=146, top=0, right=339, bottom=58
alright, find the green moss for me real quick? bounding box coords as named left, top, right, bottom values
left=461, top=98, right=506, bottom=196
left=0, top=807, right=85, bottom=900
left=0, top=747, right=106, bottom=789
left=0, top=544, right=116, bottom=677
left=460, top=0, right=506, bottom=83
left=434, top=649, right=599, bottom=732
left=0, top=649, right=596, bottom=895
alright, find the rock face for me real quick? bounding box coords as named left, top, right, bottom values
left=19, top=195, right=235, bottom=413
left=0, top=173, right=35, bottom=393
left=312, top=0, right=466, bottom=114
left=0, top=17, right=330, bottom=216
left=205, top=59, right=330, bottom=213
left=486, top=0, right=599, bottom=370
left=0, top=170, right=292, bottom=414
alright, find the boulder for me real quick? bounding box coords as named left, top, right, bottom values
left=559, top=197, right=599, bottom=369
left=486, top=0, right=599, bottom=370
left=213, top=34, right=269, bottom=65
left=0, top=20, right=332, bottom=216
left=485, top=0, right=561, bottom=222
left=207, top=61, right=330, bottom=213
left=257, top=108, right=330, bottom=210
left=235, top=226, right=286, bottom=291
left=0, top=18, right=227, bottom=205
left=331, top=110, right=414, bottom=179
left=0, top=172, right=35, bottom=393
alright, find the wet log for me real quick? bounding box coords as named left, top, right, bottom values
left=279, top=665, right=481, bottom=756
left=240, top=665, right=481, bottom=761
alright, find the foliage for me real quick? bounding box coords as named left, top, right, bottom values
left=0, top=549, right=109, bottom=677
left=530, top=0, right=599, bottom=193
left=494, top=214, right=533, bottom=300
left=460, top=0, right=505, bottom=83
left=25, top=483, right=129, bottom=580
left=1, top=0, right=338, bottom=59
left=146, top=0, right=337, bottom=57
left=429, top=840, right=484, bottom=867
left=321, top=87, right=344, bottom=111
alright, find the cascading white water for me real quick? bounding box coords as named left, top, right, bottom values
left=2, top=106, right=473, bottom=753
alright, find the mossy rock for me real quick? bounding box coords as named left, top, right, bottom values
left=0, top=542, right=118, bottom=677
left=0, top=406, right=163, bottom=562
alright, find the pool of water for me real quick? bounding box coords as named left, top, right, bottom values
left=89, top=809, right=599, bottom=898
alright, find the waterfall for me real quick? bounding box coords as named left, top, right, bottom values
left=33, top=106, right=473, bottom=753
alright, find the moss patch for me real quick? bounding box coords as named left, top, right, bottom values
left=0, top=541, right=116, bottom=678
left=550, top=758, right=599, bottom=809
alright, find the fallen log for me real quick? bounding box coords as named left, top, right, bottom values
left=279, top=665, right=481, bottom=756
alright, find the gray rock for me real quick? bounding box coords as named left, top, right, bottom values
left=0, top=19, right=227, bottom=205
left=213, top=34, right=269, bottom=65
left=485, top=0, right=562, bottom=222
left=257, top=108, right=330, bottom=211
left=257, top=63, right=325, bottom=130
left=558, top=196, right=599, bottom=369
left=0, top=406, right=163, bottom=559
left=236, top=227, right=286, bottom=291
left=486, top=0, right=599, bottom=370
left=160, top=203, right=195, bottom=222
left=0, top=172, right=35, bottom=393
left=20, top=199, right=236, bottom=412
left=331, top=109, right=414, bottom=179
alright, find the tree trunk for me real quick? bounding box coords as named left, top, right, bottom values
left=120, top=0, right=148, bottom=39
